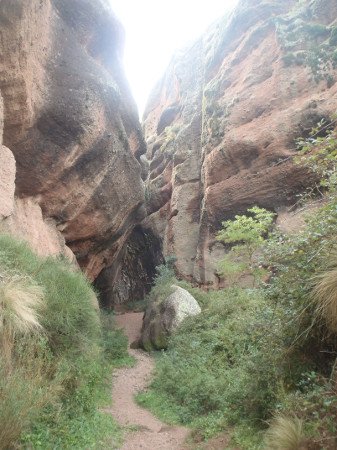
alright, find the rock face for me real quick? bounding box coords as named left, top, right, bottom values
left=95, top=225, right=164, bottom=307
left=0, top=146, right=16, bottom=220
left=140, top=285, right=201, bottom=351
left=143, top=0, right=337, bottom=287
left=0, top=0, right=146, bottom=289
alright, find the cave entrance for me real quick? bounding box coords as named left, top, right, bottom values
left=94, top=226, right=164, bottom=309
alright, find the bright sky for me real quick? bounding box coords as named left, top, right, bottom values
left=110, top=0, right=238, bottom=116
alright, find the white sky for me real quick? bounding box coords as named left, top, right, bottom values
left=110, top=0, right=238, bottom=116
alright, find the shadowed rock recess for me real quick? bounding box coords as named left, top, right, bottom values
left=142, top=0, right=337, bottom=288
left=0, top=0, right=156, bottom=304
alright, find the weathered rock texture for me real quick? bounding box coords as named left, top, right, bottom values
left=140, top=285, right=201, bottom=351
left=0, top=0, right=146, bottom=289
left=143, top=0, right=337, bottom=287
left=1, top=91, right=70, bottom=258
left=95, top=225, right=164, bottom=307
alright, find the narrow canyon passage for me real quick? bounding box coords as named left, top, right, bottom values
left=109, top=312, right=190, bottom=450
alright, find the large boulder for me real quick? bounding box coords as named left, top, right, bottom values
left=140, top=285, right=201, bottom=351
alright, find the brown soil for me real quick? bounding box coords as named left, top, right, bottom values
left=110, top=312, right=190, bottom=450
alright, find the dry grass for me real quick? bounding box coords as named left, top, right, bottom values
left=264, top=416, right=305, bottom=450
left=0, top=274, right=44, bottom=363
left=0, top=275, right=44, bottom=332
left=312, top=266, right=337, bottom=334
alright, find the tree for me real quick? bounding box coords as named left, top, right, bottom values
left=216, top=207, right=275, bottom=286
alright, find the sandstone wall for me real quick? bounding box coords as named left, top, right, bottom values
left=0, top=0, right=146, bottom=289
left=143, top=0, right=337, bottom=286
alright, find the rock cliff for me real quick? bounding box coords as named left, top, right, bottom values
left=3, top=0, right=337, bottom=306
left=0, top=0, right=146, bottom=293
left=143, top=0, right=337, bottom=287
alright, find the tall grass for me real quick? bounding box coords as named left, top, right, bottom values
left=264, top=416, right=304, bottom=450
left=0, top=274, right=44, bottom=364
left=312, top=265, right=337, bottom=334
left=0, top=234, right=126, bottom=448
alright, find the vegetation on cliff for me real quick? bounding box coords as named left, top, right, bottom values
left=137, top=123, right=337, bottom=448
left=0, top=235, right=131, bottom=449
left=276, top=1, right=337, bottom=85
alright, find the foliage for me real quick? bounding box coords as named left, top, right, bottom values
left=275, top=4, right=337, bottom=84
left=137, top=288, right=286, bottom=445
left=101, top=311, right=135, bottom=367
left=138, top=120, right=337, bottom=447
left=295, top=117, right=337, bottom=190
left=0, top=234, right=128, bottom=448
left=144, top=257, right=177, bottom=307
left=216, top=207, right=275, bottom=285
left=217, top=207, right=275, bottom=247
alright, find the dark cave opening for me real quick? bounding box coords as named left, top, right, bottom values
left=94, top=225, right=164, bottom=309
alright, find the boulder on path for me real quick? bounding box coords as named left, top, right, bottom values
left=140, top=285, right=201, bottom=351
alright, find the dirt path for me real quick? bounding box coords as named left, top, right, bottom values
left=110, top=312, right=190, bottom=450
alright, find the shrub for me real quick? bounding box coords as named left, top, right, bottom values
left=216, top=206, right=275, bottom=285
left=101, top=311, right=135, bottom=367
left=144, top=258, right=177, bottom=306
left=138, top=288, right=285, bottom=441
left=0, top=234, right=124, bottom=448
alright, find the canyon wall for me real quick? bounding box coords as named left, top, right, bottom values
left=0, top=0, right=147, bottom=297
left=142, top=0, right=337, bottom=287
left=2, top=0, right=337, bottom=306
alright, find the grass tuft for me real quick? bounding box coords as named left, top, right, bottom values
left=264, top=416, right=304, bottom=450
left=312, top=265, right=337, bottom=334
left=0, top=274, right=44, bottom=333
left=0, top=274, right=44, bottom=366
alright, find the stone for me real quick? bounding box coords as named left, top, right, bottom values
left=0, top=0, right=146, bottom=287
left=140, top=285, right=201, bottom=351
left=142, top=0, right=337, bottom=288
left=0, top=146, right=16, bottom=220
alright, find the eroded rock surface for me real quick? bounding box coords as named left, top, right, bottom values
left=95, top=225, right=164, bottom=308
left=0, top=0, right=145, bottom=285
left=143, top=0, right=337, bottom=287
left=0, top=146, right=16, bottom=220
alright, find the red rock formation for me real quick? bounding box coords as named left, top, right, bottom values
left=143, top=0, right=337, bottom=286
left=0, top=0, right=146, bottom=282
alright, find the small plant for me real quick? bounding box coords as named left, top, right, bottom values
left=264, top=416, right=304, bottom=450
left=216, top=207, right=275, bottom=285
left=145, top=257, right=177, bottom=306
left=295, top=117, right=337, bottom=191
left=276, top=4, right=337, bottom=84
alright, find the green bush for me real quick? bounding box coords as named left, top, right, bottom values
left=144, top=258, right=177, bottom=306
left=101, top=311, right=135, bottom=367
left=0, top=234, right=126, bottom=448
left=137, top=288, right=286, bottom=443
left=139, top=145, right=337, bottom=447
